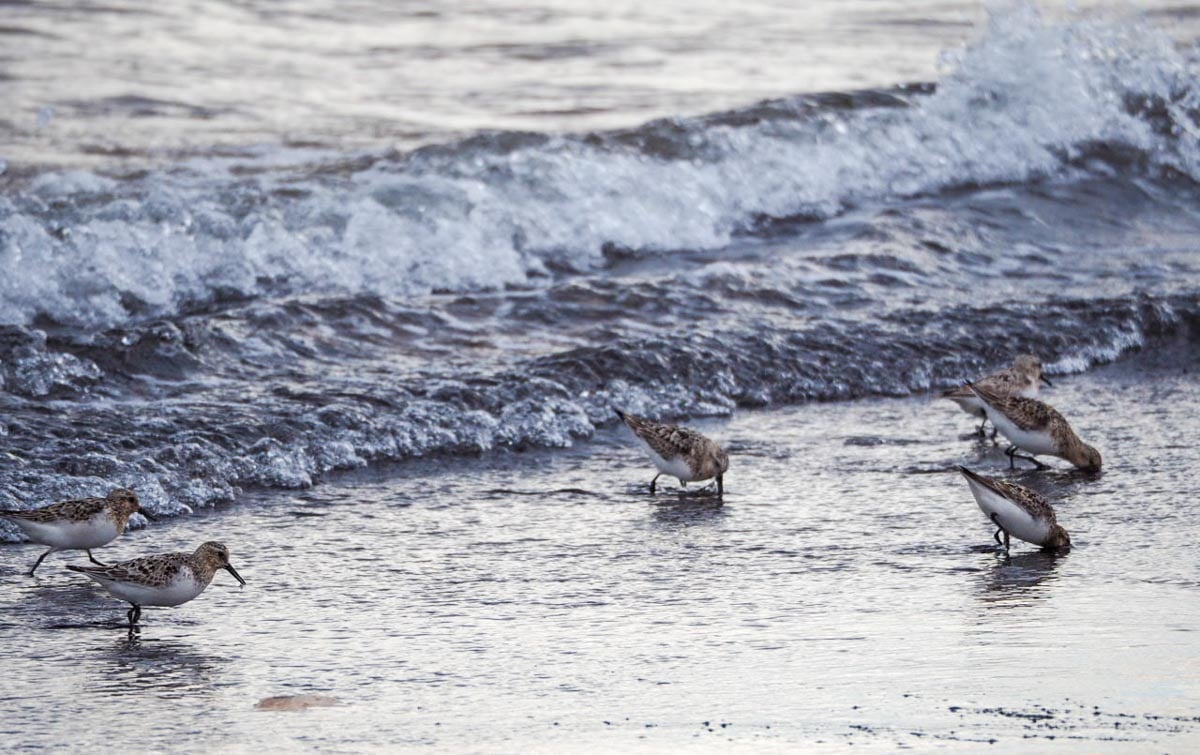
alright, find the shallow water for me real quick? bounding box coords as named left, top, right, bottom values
left=1, top=344, right=1197, bottom=751
left=3, top=1, right=1200, bottom=750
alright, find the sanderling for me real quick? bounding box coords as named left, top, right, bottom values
left=942, top=354, right=1051, bottom=436
left=958, top=466, right=1071, bottom=552
left=67, top=541, right=245, bottom=626
left=967, top=382, right=1102, bottom=471
left=0, top=489, right=152, bottom=576
left=614, top=409, right=729, bottom=494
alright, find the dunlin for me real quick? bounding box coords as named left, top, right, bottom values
left=967, top=382, right=1101, bottom=471
left=614, top=409, right=729, bottom=494
left=958, top=466, right=1071, bottom=552
left=0, top=489, right=152, bottom=576
left=67, top=541, right=245, bottom=626
left=942, top=355, right=1051, bottom=435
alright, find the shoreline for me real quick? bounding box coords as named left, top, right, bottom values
left=1, top=342, right=1196, bottom=751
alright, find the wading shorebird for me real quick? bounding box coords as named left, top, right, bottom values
left=0, top=489, right=152, bottom=576
left=966, top=383, right=1101, bottom=471
left=614, top=409, right=729, bottom=494
left=942, top=355, right=1052, bottom=436
left=67, top=541, right=245, bottom=626
left=958, top=466, right=1071, bottom=552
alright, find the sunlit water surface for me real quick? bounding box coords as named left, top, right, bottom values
left=8, top=0, right=1197, bottom=167
left=1, top=346, right=1197, bottom=752
left=2, top=2, right=1200, bottom=750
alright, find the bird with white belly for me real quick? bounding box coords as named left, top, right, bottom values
left=958, top=466, right=1071, bottom=552
left=67, top=541, right=246, bottom=626
left=0, top=489, right=152, bottom=576
left=614, top=409, right=729, bottom=494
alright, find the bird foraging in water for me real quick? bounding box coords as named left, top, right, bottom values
left=614, top=409, right=729, bottom=494
left=966, top=383, right=1101, bottom=471
left=957, top=466, right=1071, bottom=553
left=942, top=354, right=1051, bottom=436
left=0, top=489, right=152, bottom=576
left=67, top=541, right=245, bottom=626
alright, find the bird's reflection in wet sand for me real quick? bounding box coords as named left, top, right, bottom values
left=976, top=550, right=1066, bottom=607
left=87, top=635, right=227, bottom=699
left=650, top=495, right=726, bottom=526
left=21, top=581, right=147, bottom=650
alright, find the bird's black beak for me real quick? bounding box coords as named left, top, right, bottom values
left=224, top=563, right=247, bottom=586
left=1040, top=374, right=1053, bottom=387
left=138, top=507, right=158, bottom=522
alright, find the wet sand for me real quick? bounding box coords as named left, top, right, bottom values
left=1, top=342, right=1198, bottom=752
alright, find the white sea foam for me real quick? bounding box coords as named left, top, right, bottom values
left=0, top=6, right=1196, bottom=329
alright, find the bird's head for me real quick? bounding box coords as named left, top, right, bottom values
left=194, top=541, right=246, bottom=586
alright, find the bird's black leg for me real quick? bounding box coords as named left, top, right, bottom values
left=649, top=473, right=662, bottom=494
left=28, top=548, right=53, bottom=577
left=1008, top=449, right=1050, bottom=470
left=86, top=549, right=106, bottom=567
left=1005, top=445, right=1017, bottom=469
left=126, top=606, right=141, bottom=639
left=990, top=513, right=1010, bottom=553
left=716, top=475, right=724, bottom=495
left=976, top=411, right=988, bottom=437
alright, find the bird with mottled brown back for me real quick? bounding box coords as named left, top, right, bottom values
left=66, top=541, right=245, bottom=626
left=942, top=354, right=1052, bottom=436
left=0, top=488, right=153, bottom=576
left=614, top=409, right=729, bottom=494
left=958, top=467, right=1071, bottom=552
left=967, top=383, right=1101, bottom=471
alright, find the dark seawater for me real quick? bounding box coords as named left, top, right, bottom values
left=1, top=0, right=1200, bottom=750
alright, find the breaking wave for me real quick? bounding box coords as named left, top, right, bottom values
left=2, top=5, right=1200, bottom=538
left=1, top=6, right=1197, bottom=329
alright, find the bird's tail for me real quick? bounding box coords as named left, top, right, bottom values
left=941, top=384, right=972, bottom=399
left=965, top=380, right=1003, bottom=406
left=956, top=465, right=981, bottom=481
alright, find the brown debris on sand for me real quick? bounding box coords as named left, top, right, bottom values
left=256, top=694, right=341, bottom=711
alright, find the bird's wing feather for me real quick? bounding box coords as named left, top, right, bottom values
left=67, top=553, right=185, bottom=587
left=969, top=385, right=1057, bottom=432
left=619, top=412, right=704, bottom=460
left=958, top=467, right=1056, bottom=524
left=0, top=497, right=106, bottom=523
left=944, top=369, right=1023, bottom=399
